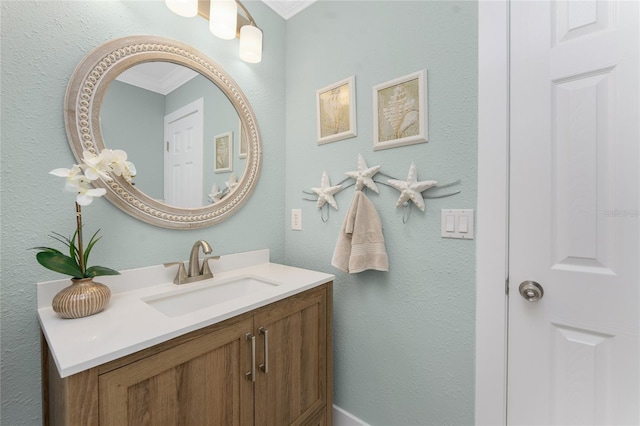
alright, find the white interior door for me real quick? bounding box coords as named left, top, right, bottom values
left=164, top=98, right=204, bottom=208
left=508, top=1, right=639, bottom=425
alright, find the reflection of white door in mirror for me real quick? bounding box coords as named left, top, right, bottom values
left=164, top=98, right=204, bottom=208
left=104, top=62, right=244, bottom=208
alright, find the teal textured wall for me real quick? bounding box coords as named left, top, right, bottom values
left=102, top=80, right=166, bottom=199
left=285, top=2, right=477, bottom=424
left=0, top=1, right=285, bottom=423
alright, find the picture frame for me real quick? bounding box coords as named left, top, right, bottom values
left=238, top=120, right=247, bottom=159
left=373, top=70, right=427, bottom=151
left=316, top=76, right=357, bottom=145
left=214, top=131, right=233, bottom=173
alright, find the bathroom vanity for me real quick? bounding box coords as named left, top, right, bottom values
left=38, top=250, right=334, bottom=425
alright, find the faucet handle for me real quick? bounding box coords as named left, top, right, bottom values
left=164, top=261, right=188, bottom=284
left=201, top=256, right=220, bottom=278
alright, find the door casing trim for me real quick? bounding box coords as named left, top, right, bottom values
left=475, top=1, right=509, bottom=425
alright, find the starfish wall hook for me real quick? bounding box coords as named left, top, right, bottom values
left=302, top=154, right=460, bottom=222
left=311, top=171, right=342, bottom=209
left=345, top=154, right=381, bottom=193
left=387, top=161, right=437, bottom=212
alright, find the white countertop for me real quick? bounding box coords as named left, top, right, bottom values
left=37, top=249, right=334, bottom=378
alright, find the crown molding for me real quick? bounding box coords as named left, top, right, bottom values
left=261, top=0, right=317, bottom=20
left=115, top=62, right=198, bottom=95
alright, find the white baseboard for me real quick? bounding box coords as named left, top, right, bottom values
left=333, top=405, right=370, bottom=426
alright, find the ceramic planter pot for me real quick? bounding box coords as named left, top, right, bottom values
left=52, top=278, right=111, bottom=319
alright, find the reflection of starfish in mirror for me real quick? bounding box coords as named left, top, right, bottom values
left=345, top=154, right=381, bottom=193
left=387, top=162, right=437, bottom=211
left=312, top=171, right=342, bottom=209
left=226, top=174, right=238, bottom=190
left=208, top=183, right=224, bottom=203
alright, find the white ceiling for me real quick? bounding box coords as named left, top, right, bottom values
left=260, top=0, right=317, bottom=20
left=116, top=62, right=198, bottom=95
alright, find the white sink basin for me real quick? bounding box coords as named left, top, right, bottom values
left=143, top=276, right=279, bottom=317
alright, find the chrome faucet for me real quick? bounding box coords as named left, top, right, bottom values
left=164, top=240, right=219, bottom=285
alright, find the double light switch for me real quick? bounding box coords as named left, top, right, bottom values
left=441, top=209, right=474, bottom=239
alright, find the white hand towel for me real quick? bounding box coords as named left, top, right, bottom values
left=331, top=191, right=389, bottom=274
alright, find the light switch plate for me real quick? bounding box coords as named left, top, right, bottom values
left=441, top=209, right=474, bottom=239
left=291, top=209, right=302, bottom=230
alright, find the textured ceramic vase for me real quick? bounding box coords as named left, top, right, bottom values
left=52, top=278, right=111, bottom=319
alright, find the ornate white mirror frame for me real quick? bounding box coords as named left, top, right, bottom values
left=64, top=35, right=262, bottom=229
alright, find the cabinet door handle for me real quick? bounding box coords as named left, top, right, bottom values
left=245, top=333, right=255, bottom=382
left=259, top=327, right=269, bottom=373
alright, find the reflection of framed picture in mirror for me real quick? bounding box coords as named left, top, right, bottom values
left=373, top=70, right=427, bottom=151
left=239, top=120, right=247, bottom=159
left=214, top=131, right=233, bottom=173
left=316, top=76, right=357, bottom=145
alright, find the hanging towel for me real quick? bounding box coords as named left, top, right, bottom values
left=331, top=190, right=389, bottom=274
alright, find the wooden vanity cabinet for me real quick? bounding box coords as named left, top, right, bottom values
left=42, top=282, right=333, bottom=426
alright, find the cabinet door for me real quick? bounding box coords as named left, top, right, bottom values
left=99, top=317, right=254, bottom=426
left=253, top=286, right=328, bottom=426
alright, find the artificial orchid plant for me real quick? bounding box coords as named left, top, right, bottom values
left=34, top=149, right=136, bottom=279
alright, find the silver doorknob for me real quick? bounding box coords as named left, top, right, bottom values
left=519, top=281, right=544, bottom=302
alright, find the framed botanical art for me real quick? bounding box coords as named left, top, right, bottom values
left=238, top=120, right=248, bottom=159
left=316, top=76, right=357, bottom=145
left=373, top=70, right=427, bottom=151
left=214, top=131, right=233, bottom=173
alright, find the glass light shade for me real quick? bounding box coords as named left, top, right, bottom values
left=239, top=25, right=263, bottom=63
left=209, top=0, right=238, bottom=40
left=165, top=0, right=198, bottom=17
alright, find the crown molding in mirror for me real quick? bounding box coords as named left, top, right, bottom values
left=64, top=35, right=262, bottom=229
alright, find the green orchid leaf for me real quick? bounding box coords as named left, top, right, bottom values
left=37, top=227, right=118, bottom=279
left=50, top=232, right=73, bottom=248
left=83, top=230, right=102, bottom=269
left=49, top=231, right=80, bottom=266
left=69, top=230, right=80, bottom=265
left=31, top=247, right=64, bottom=255
left=36, top=251, right=83, bottom=278
left=85, top=265, right=121, bottom=278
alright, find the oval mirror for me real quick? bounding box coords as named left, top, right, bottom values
left=64, top=36, right=262, bottom=229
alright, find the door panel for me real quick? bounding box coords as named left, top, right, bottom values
left=508, top=1, right=639, bottom=424
left=164, top=99, right=203, bottom=208
left=253, top=287, right=327, bottom=426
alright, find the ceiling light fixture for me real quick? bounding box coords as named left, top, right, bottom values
left=165, top=0, right=263, bottom=64
left=165, top=0, right=198, bottom=17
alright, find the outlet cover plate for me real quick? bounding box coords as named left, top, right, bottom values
left=291, top=209, right=302, bottom=230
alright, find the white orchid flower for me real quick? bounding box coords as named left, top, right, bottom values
left=75, top=185, right=107, bottom=206
left=82, top=150, right=113, bottom=182
left=123, top=161, right=137, bottom=182
left=104, top=149, right=127, bottom=173
left=51, top=149, right=135, bottom=206
left=50, top=164, right=107, bottom=205
left=127, top=161, right=138, bottom=177
left=50, top=164, right=82, bottom=180
left=109, top=150, right=137, bottom=183
left=50, top=165, right=86, bottom=191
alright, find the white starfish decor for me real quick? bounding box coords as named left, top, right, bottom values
left=225, top=174, right=238, bottom=191
left=387, top=162, right=437, bottom=211
left=345, top=154, right=381, bottom=193
left=312, top=171, right=342, bottom=209
left=208, top=183, right=224, bottom=203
